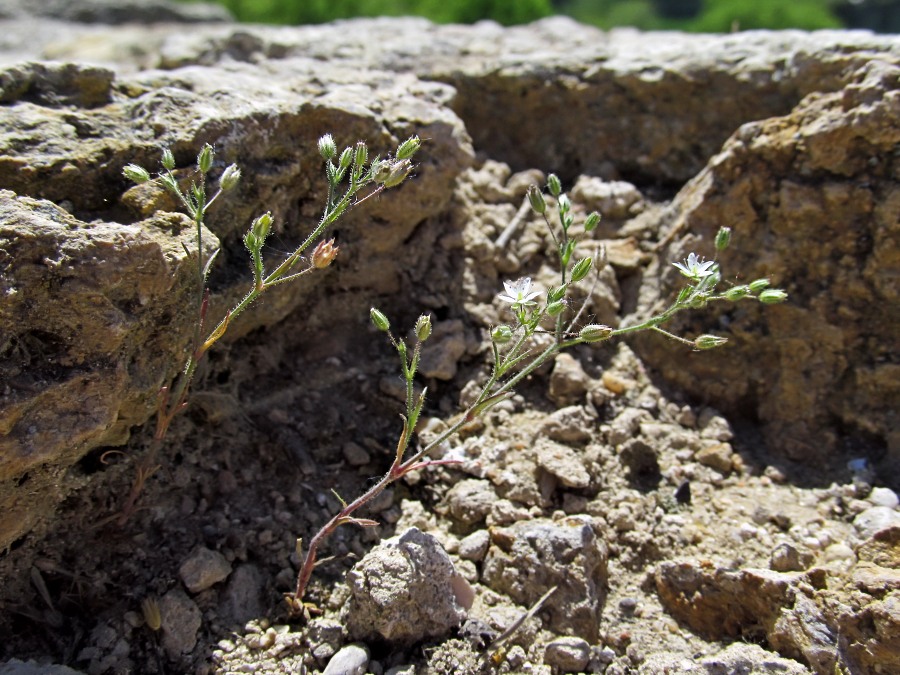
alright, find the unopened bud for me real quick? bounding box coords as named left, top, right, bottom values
left=579, top=324, right=613, bottom=343
left=748, top=278, right=771, bottom=293
left=415, top=315, right=432, bottom=341
left=161, top=148, right=176, bottom=170
left=547, top=174, right=562, bottom=197
left=715, top=226, right=732, bottom=251
left=547, top=300, right=566, bottom=316
left=694, top=334, right=728, bottom=350
left=338, top=147, right=353, bottom=170
left=396, top=135, right=421, bottom=160
left=318, top=134, right=337, bottom=160
left=311, top=238, right=339, bottom=269
left=570, top=257, right=593, bottom=283
left=584, top=211, right=601, bottom=232
left=491, top=325, right=513, bottom=344
left=724, top=285, right=750, bottom=301
left=527, top=185, right=546, bottom=215
left=379, top=159, right=412, bottom=188
left=547, top=285, right=567, bottom=303
left=759, top=289, right=788, bottom=304
left=197, top=144, right=214, bottom=174
left=219, top=163, right=241, bottom=191
left=251, top=212, right=272, bottom=241
left=370, top=308, right=390, bottom=332
left=354, top=141, right=368, bottom=167
left=558, top=194, right=571, bottom=215
left=123, top=164, right=151, bottom=184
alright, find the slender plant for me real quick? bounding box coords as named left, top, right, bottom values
left=289, top=173, right=787, bottom=609
left=118, top=134, right=420, bottom=523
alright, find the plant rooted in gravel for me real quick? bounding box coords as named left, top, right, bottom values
left=119, top=134, right=420, bottom=522
left=290, top=174, right=787, bottom=608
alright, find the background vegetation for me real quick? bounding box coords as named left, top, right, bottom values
left=185, top=0, right=900, bottom=32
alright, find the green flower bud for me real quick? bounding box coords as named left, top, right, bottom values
left=723, top=285, right=750, bottom=301
left=318, top=134, right=337, bottom=160
left=527, top=185, right=546, bottom=215
left=370, top=307, right=390, bottom=332
left=219, top=163, right=241, bottom=191
left=491, top=325, right=513, bottom=344
left=243, top=230, right=258, bottom=251
left=547, top=174, right=562, bottom=197
left=547, top=285, right=567, bottom=303
left=759, top=289, right=788, bottom=304
left=579, top=324, right=613, bottom=343
left=694, top=334, right=728, bottom=350
left=415, top=314, right=432, bottom=342
left=570, top=257, right=593, bottom=283
left=160, top=173, right=179, bottom=195
left=338, top=147, right=354, bottom=170
left=715, top=226, right=732, bottom=251
left=546, top=300, right=566, bottom=316
left=123, top=163, right=151, bottom=184
left=396, top=135, right=421, bottom=160
left=251, top=212, right=272, bottom=241
left=558, top=194, right=571, bottom=215
left=197, top=144, right=214, bottom=174
left=161, top=148, right=175, bottom=171
left=379, top=159, right=412, bottom=188
left=748, top=278, right=771, bottom=293
left=584, top=211, right=601, bottom=232
left=354, top=141, right=368, bottom=167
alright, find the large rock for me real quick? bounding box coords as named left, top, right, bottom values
left=632, top=60, right=900, bottom=466
left=0, top=52, right=472, bottom=550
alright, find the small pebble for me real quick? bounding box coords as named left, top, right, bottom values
left=323, top=644, right=369, bottom=675
left=544, top=636, right=591, bottom=672
left=868, top=487, right=899, bottom=509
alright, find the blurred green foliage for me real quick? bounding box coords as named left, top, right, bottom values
left=210, top=0, right=552, bottom=25
left=185, top=0, right=899, bottom=32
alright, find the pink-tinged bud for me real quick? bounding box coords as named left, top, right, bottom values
left=312, top=238, right=339, bottom=269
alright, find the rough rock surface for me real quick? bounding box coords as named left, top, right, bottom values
left=0, top=4, right=899, bottom=675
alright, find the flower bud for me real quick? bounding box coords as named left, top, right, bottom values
left=724, top=285, right=750, bottom=301
left=379, top=159, right=412, bottom=188
left=396, top=135, right=421, bottom=160
left=584, top=211, right=601, bottom=232
left=251, top=212, right=272, bottom=241
left=715, top=226, right=732, bottom=251
left=527, top=185, right=546, bottom=215
left=123, top=164, right=151, bottom=184
left=547, top=285, right=567, bottom=303
left=243, top=230, right=258, bottom=251
left=579, top=324, right=613, bottom=343
left=318, top=134, right=337, bottom=160
left=197, top=144, right=214, bottom=174
left=694, top=334, right=728, bottom=350
left=748, top=278, right=771, bottom=293
left=141, top=597, right=162, bottom=632
left=570, top=257, right=593, bottom=283
left=353, top=141, right=368, bottom=167
left=338, top=146, right=354, bottom=171
left=547, top=173, right=562, bottom=197
left=558, top=194, right=571, bottom=215
left=219, top=163, right=241, bottom=191
left=311, top=238, right=339, bottom=269
left=546, top=300, right=566, bottom=316
left=415, top=314, right=432, bottom=342
left=759, top=289, right=788, bottom=304
left=161, top=148, right=176, bottom=170
left=370, top=307, right=390, bottom=332
left=491, top=325, right=513, bottom=344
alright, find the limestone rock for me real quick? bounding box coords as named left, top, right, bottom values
left=342, top=528, right=470, bottom=645
left=482, top=516, right=608, bottom=641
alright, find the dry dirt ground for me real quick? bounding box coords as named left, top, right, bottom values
left=0, top=161, right=894, bottom=674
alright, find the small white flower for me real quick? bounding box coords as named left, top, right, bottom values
left=673, top=252, right=717, bottom=280
left=498, top=277, right=541, bottom=308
